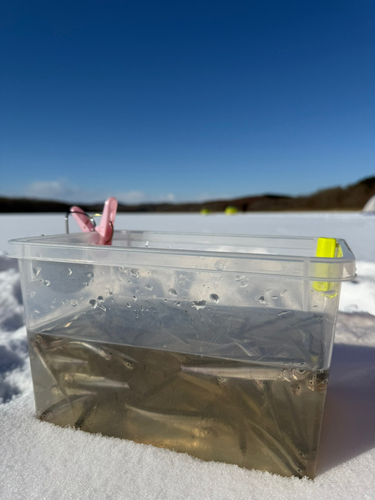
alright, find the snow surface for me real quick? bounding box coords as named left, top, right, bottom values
left=0, top=213, right=374, bottom=499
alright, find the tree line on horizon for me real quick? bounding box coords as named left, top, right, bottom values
left=1, top=176, right=374, bottom=213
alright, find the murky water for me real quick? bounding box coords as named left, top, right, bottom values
left=29, top=332, right=328, bottom=478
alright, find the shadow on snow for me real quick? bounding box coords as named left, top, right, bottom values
left=318, top=342, right=375, bottom=474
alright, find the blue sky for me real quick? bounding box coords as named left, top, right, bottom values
left=1, top=0, right=374, bottom=204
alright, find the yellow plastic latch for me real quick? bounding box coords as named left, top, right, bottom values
left=316, top=237, right=336, bottom=259
left=313, top=237, right=337, bottom=293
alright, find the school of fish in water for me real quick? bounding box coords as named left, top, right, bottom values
left=29, top=332, right=328, bottom=478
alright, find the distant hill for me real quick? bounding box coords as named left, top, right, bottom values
left=1, top=176, right=374, bottom=213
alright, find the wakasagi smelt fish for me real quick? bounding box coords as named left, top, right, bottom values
left=63, top=373, right=130, bottom=389
left=180, top=364, right=306, bottom=381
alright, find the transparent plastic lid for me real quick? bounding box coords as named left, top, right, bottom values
left=9, top=230, right=356, bottom=281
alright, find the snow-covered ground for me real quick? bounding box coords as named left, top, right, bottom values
left=0, top=212, right=374, bottom=499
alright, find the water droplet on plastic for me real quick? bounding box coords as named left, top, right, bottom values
left=87, top=272, right=94, bottom=279
left=34, top=309, right=40, bottom=314
left=89, top=299, right=97, bottom=308
left=131, top=269, right=139, bottom=278
left=67, top=268, right=72, bottom=276
left=209, top=294, right=219, bottom=303
left=132, top=295, right=137, bottom=301
left=168, top=288, right=177, bottom=296
left=97, top=296, right=104, bottom=301
left=313, top=305, right=318, bottom=309
left=271, top=295, right=278, bottom=300
left=145, top=240, right=149, bottom=247
left=176, top=301, right=181, bottom=306
left=70, top=299, right=78, bottom=307
left=145, top=284, right=153, bottom=290
left=126, top=303, right=131, bottom=308
left=280, top=289, right=287, bottom=296
left=192, top=300, right=206, bottom=310
left=257, top=295, right=266, bottom=304
left=35, top=267, right=41, bottom=276
left=43, top=280, right=50, bottom=286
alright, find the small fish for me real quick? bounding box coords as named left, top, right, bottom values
left=179, top=371, right=225, bottom=397
left=39, top=394, right=92, bottom=421
left=45, top=339, right=112, bottom=361
left=181, top=364, right=283, bottom=381
left=125, top=404, right=227, bottom=437
left=30, top=339, right=70, bottom=400
left=65, top=341, right=113, bottom=360
left=307, top=372, right=328, bottom=392
left=103, top=347, right=138, bottom=368
left=47, top=354, right=88, bottom=366
left=125, top=404, right=200, bottom=425
left=181, top=364, right=308, bottom=382
left=74, top=401, right=98, bottom=429
left=30, top=338, right=53, bottom=373
left=247, top=418, right=305, bottom=476
left=251, top=429, right=297, bottom=477
left=64, top=387, right=97, bottom=397
left=63, top=373, right=129, bottom=389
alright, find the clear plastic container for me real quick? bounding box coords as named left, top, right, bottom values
left=9, top=231, right=356, bottom=478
